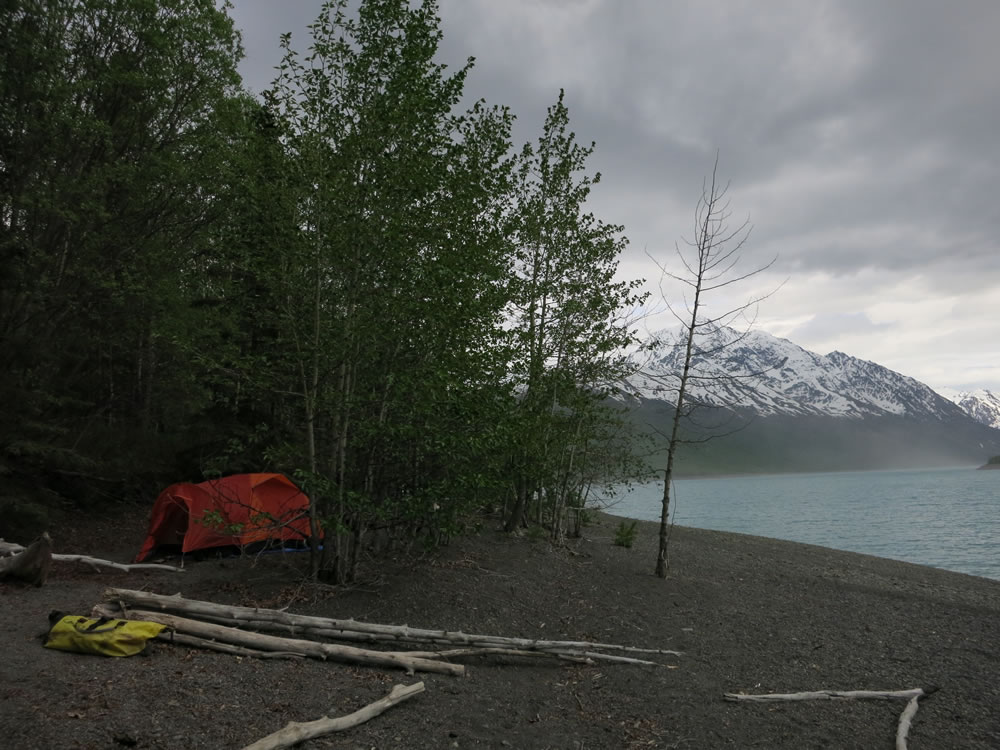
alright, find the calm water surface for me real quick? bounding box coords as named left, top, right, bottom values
left=603, top=467, right=1000, bottom=580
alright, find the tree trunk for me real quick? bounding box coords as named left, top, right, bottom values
left=504, top=477, right=529, bottom=532
left=0, top=533, right=53, bottom=585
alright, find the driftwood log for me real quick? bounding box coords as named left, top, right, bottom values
left=895, top=694, right=924, bottom=750
left=94, top=604, right=465, bottom=676
left=240, top=682, right=424, bottom=750
left=0, top=540, right=183, bottom=574
left=723, top=687, right=933, bottom=703
left=0, top=533, right=53, bottom=585
left=103, top=588, right=680, bottom=665
left=157, top=631, right=305, bottom=660
left=724, top=686, right=938, bottom=750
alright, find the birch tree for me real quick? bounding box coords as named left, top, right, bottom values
left=504, top=90, right=646, bottom=534
left=265, top=0, right=515, bottom=582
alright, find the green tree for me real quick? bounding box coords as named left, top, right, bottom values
left=503, top=90, right=647, bottom=535
left=260, top=0, right=516, bottom=581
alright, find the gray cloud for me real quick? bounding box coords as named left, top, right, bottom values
left=227, top=0, right=1000, bottom=391
left=789, top=312, right=892, bottom=347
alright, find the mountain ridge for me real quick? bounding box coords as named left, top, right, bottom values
left=627, top=325, right=981, bottom=423
left=621, top=326, right=1000, bottom=476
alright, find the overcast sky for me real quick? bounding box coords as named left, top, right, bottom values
left=229, top=0, right=1000, bottom=394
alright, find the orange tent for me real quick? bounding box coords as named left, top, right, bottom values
left=135, top=473, right=313, bottom=562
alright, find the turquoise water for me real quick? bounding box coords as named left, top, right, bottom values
left=602, top=467, right=1000, bottom=580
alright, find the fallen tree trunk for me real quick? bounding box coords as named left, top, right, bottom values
left=157, top=632, right=305, bottom=660
left=95, top=605, right=464, bottom=676
left=48, top=554, right=183, bottom=574
left=389, top=646, right=673, bottom=667
left=0, top=533, right=52, bottom=585
left=0, top=541, right=183, bottom=573
left=241, top=682, right=424, bottom=750
left=173, top=614, right=662, bottom=666
left=723, top=687, right=933, bottom=703
left=103, top=588, right=680, bottom=661
left=390, top=646, right=593, bottom=663
left=724, top=686, right=937, bottom=750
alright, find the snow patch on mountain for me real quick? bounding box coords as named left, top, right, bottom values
left=939, top=388, right=1000, bottom=430
left=627, top=326, right=970, bottom=421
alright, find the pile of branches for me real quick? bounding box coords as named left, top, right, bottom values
left=96, top=587, right=682, bottom=677
left=89, top=588, right=682, bottom=748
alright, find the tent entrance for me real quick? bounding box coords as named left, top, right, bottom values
left=147, top=498, right=190, bottom=558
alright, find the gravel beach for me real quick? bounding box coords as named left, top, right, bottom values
left=2, top=509, right=998, bottom=749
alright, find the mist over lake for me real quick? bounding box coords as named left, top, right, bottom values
left=602, top=467, right=1000, bottom=580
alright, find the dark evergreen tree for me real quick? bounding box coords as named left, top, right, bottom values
left=0, top=0, right=243, bottom=478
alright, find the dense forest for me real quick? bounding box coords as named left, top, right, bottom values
left=0, top=0, right=650, bottom=580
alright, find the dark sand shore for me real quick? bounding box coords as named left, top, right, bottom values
left=2, top=510, right=999, bottom=749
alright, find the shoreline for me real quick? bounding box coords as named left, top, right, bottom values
left=622, top=511, right=1000, bottom=582
left=598, top=467, right=1000, bottom=581
left=657, top=463, right=985, bottom=481
left=601, top=508, right=1000, bottom=584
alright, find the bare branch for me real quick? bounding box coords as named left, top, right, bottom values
left=646, top=155, right=780, bottom=579
left=241, top=682, right=425, bottom=750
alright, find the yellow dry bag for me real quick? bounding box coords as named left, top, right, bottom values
left=44, top=615, right=167, bottom=657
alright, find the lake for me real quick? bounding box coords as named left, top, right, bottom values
left=600, top=466, right=1000, bottom=580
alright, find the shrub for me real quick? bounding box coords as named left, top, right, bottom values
left=613, top=520, right=638, bottom=548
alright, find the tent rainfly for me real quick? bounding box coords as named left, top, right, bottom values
left=135, top=473, right=312, bottom=562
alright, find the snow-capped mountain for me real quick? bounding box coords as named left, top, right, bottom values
left=627, top=326, right=972, bottom=422
left=621, top=326, right=1000, bottom=475
left=939, top=389, right=1000, bottom=430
